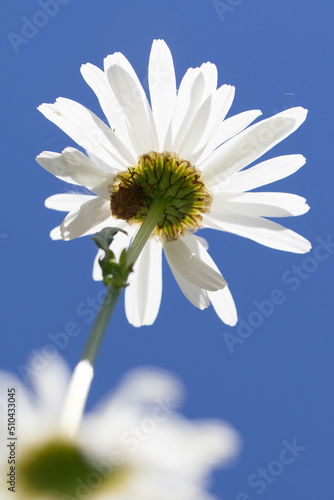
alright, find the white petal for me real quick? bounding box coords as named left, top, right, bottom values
left=164, top=232, right=227, bottom=291
left=106, top=58, right=158, bottom=155
left=167, top=69, right=206, bottom=152
left=203, top=212, right=311, bottom=253
left=201, top=107, right=308, bottom=187
left=208, top=287, right=237, bottom=326
left=168, top=264, right=210, bottom=309
left=60, top=360, right=94, bottom=438
left=198, top=109, right=262, bottom=164
left=196, top=235, right=209, bottom=250
left=93, top=248, right=104, bottom=281
left=200, top=62, right=218, bottom=97
left=80, top=63, right=135, bottom=153
left=211, top=192, right=310, bottom=217
left=84, top=215, right=130, bottom=240
left=149, top=39, right=177, bottom=148
left=184, top=85, right=235, bottom=164
left=45, top=193, right=96, bottom=211
left=50, top=226, right=62, bottom=240
left=105, top=367, right=184, bottom=408
left=38, top=98, right=136, bottom=169
left=125, top=238, right=163, bottom=327
left=37, top=148, right=111, bottom=198
left=186, top=236, right=237, bottom=325
left=31, top=356, right=70, bottom=417
left=223, top=154, right=306, bottom=192
left=104, top=51, right=139, bottom=84
left=166, top=61, right=219, bottom=153
left=138, top=419, right=240, bottom=471
left=177, top=93, right=213, bottom=160
left=0, top=375, right=35, bottom=430
left=60, top=197, right=111, bottom=240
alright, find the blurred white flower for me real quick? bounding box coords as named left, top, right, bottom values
left=37, top=39, right=310, bottom=327
left=0, top=356, right=240, bottom=499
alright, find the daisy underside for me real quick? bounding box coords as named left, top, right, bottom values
left=36, top=39, right=311, bottom=327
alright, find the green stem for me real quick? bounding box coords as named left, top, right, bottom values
left=126, top=197, right=166, bottom=268
left=60, top=197, right=166, bottom=436
left=82, top=196, right=166, bottom=366
left=81, top=287, right=122, bottom=366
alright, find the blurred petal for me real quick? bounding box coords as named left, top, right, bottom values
left=32, top=356, right=70, bottom=417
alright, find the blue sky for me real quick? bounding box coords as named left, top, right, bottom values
left=1, top=0, right=333, bottom=498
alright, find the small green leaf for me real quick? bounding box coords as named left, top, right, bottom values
left=91, top=227, right=131, bottom=290
left=91, top=227, right=128, bottom=253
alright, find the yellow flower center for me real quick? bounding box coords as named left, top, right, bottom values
left=17, top=439, right=127, bottom=499
left=109, top=152, right=212, bottom=240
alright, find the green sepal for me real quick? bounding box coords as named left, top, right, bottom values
left=91, top=227, right=127, bottom=253
left=91, top=228, right=131, bottom=289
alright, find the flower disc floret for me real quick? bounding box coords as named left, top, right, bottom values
left=110, top=152, right=212, bottom=240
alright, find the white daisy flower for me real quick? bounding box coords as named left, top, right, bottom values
left=0, top=356, right=240, bottom=499
left=36, top=39, right=311, bottom=327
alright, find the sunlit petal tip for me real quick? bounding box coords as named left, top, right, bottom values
left=300, top=154, right=307, bottom=165
left=299, top=238, right=312, bottom=253
left=37, top=102, right=48, bottom=111
left=227, top=84, right=235, bottom=93
left=200, top=61, right=217, bottom=71
left=228, top=316, right=238, bottom=327
left=152, top=38, right=168, bottom=47
left=103, top=51, right=129, bottom=73
left=278, top=106, right=308, bottom=127
left=35, top=151, right=47, bottom=162
left=80, top=61, right=92, bottom=73
left=50, top=226, right=62, bottom=240
left=44, top=195, right=54, bottom=208
left=37, top=102, right=56, bottom=116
